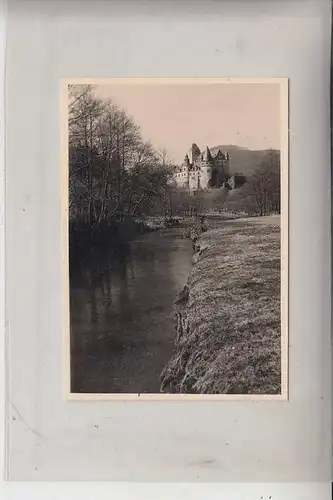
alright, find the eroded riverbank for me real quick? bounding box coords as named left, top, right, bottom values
left=160, top=216, right=281, bottom=395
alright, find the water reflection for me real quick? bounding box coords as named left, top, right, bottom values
left=70, top=228, right=193, bottom=394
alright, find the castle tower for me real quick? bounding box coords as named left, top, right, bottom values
left=214, top=149, right=224, bottom=167
left=199, top=146, right=214, bottom=189
left=223, top=152, right=230, bottom=177
left=201, top=146, right=213, bottom=162
left=179, top=153, right=190, bottom=188
left=213, top=149, right=229, bottom=186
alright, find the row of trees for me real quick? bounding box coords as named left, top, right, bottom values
left=69, top=84, right=177, bottom=228
left=224, top=150, right=280, bottom=216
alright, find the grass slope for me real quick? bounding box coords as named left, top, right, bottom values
left=160, top=217, right=281, bottom=395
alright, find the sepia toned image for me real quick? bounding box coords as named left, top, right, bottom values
left=62, top=78, right=288, bottom=399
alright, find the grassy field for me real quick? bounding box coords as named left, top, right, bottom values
left=160, top=216, right=281, bottom=395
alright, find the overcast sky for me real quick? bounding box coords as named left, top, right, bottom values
left=94, top=80, right=281, bottom=164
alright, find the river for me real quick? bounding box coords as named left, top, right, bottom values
left=70, top=228, right=193, bottom=394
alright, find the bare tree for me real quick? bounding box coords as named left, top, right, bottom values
left=226, top=150, right=280, bottom=216
left=68, top=85, right=176, bottom=231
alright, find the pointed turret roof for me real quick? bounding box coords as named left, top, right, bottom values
left=191, top=143, right=201, bottom=161
left=183, top=153, right=190, bottom=164
left=201, top=146, right=213, bottom=162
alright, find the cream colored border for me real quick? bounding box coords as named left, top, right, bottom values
left=61, top=77, right=289, bottom=402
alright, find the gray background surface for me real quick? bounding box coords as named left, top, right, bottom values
left=5, top=0, right=331, bottom=484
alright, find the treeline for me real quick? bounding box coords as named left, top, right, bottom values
left=224, top=150, right=280, bottom=216
left=68, top=85, right=175, bottom=228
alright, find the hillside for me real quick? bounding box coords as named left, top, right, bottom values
left=210, top=145, right=280, bottom=176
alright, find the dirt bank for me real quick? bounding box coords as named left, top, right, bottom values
left=160, top=217, right=281, bottom=395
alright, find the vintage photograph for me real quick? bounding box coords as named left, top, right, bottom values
left=63, top=78, right=288, bottom=398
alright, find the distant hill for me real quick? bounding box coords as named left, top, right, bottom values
left=210, top=145, right=280, bottom=176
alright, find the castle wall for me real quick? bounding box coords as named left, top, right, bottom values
left=198, top=162, right=212, bottom=189
left=174, top=165, right=189, bottom=188
left=189, top=170, right=200, bottom=191
left=223, top=158, right=229, bottom=177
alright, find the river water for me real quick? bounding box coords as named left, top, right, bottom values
left=70, top=228, right=193, bottom=394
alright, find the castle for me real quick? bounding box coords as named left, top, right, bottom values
left=173, top=143, right=229, bottom=191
